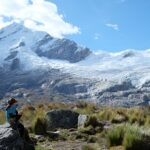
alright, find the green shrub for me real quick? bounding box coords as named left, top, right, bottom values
left=98, top=109, right=115, bottom=121
left=107, top=125, right=125, bottom=147
left=107, top=125, right=150, bottom=150
left=123, top=128, right=150, bottom=150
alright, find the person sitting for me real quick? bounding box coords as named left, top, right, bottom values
left=6, top=98, right=24, bottom=137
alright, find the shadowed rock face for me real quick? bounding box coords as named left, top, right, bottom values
left=4, top=51, right=18, bottom=61
left=10, top=58, right=20, bottom=70
left=34, top=38, right=91, bottom=63
left=0, top=125, right=34, bottom=150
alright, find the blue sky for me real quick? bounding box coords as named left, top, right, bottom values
left=0, top=0, right=150, bottom=52
left=50, top=0, right=150, bottom=51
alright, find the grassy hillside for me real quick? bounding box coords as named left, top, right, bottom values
left=0, top=101, right=150, bottom=150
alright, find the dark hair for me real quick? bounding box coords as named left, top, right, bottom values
left=8, top=98, right=17, bottom=105
left=6, top=98, right=17, bottom=110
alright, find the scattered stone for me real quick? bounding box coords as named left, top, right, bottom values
left=47, top=131, right=60, bottom=140
left=34, top=135, right=45, bottom=143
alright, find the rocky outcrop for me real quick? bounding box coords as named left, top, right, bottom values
left=46, top=110, right=79, bottom=130
left=53, top=78, right=89, bottom=95
left=0, top=124, right=34, bottom=150
left=34, top=38, right=91, bottom=63
left=10, top=58, right=20, bottom=70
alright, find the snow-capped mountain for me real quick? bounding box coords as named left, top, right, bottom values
left=0, top=23, right=150, bottom=107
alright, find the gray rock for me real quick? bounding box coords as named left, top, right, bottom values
left=46, top=109, right=79, bottom=130
left=0, top=124, right=34, bottom=150
left=78, top=115, right=88, bottom=129
left=53, top=79, right=89, bottom=95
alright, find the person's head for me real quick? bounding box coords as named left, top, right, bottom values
left=7, top=98, right=17, bottom=106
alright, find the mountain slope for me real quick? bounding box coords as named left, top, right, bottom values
left=0, top=23, right=91, bottom=66
left=0, top=23, right=150, bottom=107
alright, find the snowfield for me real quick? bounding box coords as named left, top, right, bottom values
left=1, top=23, right=150, bottom=89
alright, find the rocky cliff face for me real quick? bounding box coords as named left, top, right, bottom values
left=34, top=36, right=91, bottom=63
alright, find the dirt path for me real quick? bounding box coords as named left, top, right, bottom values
left=51, top=141, right=88, bottom=150
left=42, top=141, right=99, bottom=150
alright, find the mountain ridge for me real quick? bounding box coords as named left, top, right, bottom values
left=0, top=23, right=150, bottom=107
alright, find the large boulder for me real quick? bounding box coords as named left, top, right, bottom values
left=46, top=109, right=79, bottom=130
left=0, top=124, right=34, bottom=150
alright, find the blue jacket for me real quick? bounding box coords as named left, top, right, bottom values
left=6, top=104, right=18, bottom=122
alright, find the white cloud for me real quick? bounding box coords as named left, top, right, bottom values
left=106, top=23, right=119, bottom=30
left=0, top=0, right=80, bottom=38
left=94, top=33, right=101, bottom=40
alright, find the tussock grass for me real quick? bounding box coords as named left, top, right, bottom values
left=107, top=124, right=150, bottom=150
left=0, top=102, right=150, bottom=128
left=75, top=101, right=98, bottom=114
left=32, top=117, right=47, bottom=135
left=107, top=125, right=125, bottom=146
left=0, top=101, right=150, bottom=150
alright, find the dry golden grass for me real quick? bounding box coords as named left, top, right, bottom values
left=0, top=110, right=6, bottom=124
left=110, top=146, right=125, bottom=150
left=0, top=101, right=150, bottom=128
